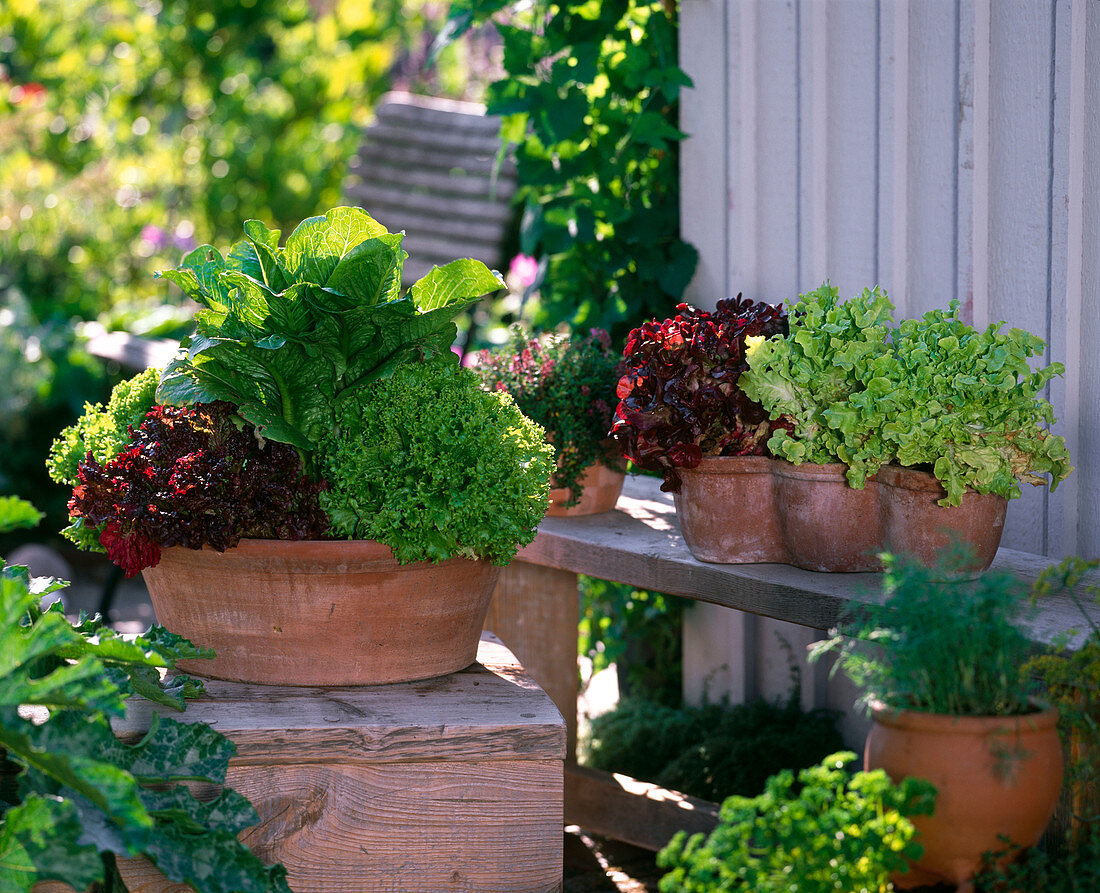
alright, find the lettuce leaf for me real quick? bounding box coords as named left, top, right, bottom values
left=740, top=285, right=1073, bottom=505
left=156, top=207, right=505, bottom=455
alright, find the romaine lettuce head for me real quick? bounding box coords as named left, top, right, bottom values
left=155, top=207, right=504, bottom=456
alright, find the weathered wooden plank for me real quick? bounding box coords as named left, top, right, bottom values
left=486, top=562, right=580, bottom=759
left=360, top=120, right=503, bottom=155
left=349, top=162, right=516, bottom=200
left=85, top=328, right=178, bottom=371
left=564, top=763, right=719, bottom=853
left=517, top=475, right=1099, bottom=648
left=356, top=139, right=514, bottom=176
left=345, top=182, right=514, bottom=226
left=114, top=637, right=566, bottom=765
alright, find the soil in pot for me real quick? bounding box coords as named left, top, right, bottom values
left=865, top=704, right=1063, bottom=890
left=142, top=538, right=502, bottom=686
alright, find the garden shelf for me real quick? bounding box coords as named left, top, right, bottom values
left=487, top=473, right=1099, bottom=852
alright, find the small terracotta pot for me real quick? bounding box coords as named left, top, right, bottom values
left=673, top=457, right=1007, bottom=571
left=866, top=704, right=1063, bottom=889
left=877, top=464, right=1008, bottom=569
left=142, top=539, right=502, bottom=686
left=547, top=462, right=625, bottom=517
left=773, top=461, right=884, bottom=571
left=674, top=456, right=785, bottom=563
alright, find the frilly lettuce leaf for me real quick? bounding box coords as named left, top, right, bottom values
left=740, top=284, right=1073, bottom=505
left=155, top=207, right=505, bottom=455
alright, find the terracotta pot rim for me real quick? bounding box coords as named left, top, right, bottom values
left=680, top=454, right=775, bottom=475
left=870, top=701, right=1059, bottom=733
left=158, top=538, right=487, bottom=570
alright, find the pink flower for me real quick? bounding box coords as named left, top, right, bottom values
left=508, top=254, right=539, bottom=289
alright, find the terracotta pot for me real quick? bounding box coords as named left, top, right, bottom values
left=773, top=461, right=884, bottom=571
left=547, top=462, right=625, bottom=517
left=876, top=464, right=1008, bottom=569
left=674, top=456, right=785, bottom=563
left=866, top=704, right=1063, bottom=890
left=673, top=457, right=1007, bottom=571
left=142, top=539, right=502, bottom=686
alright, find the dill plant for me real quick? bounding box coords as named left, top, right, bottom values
left=812, top=549, right=1038, bottom=716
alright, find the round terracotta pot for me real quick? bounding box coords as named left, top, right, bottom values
left=142, top=539, right=502, bottom=686
left=773, top=461, right=884, bottom=571
left=547, top=462, right=625, bottom=517
left=865, top=704, right=1063, bottom=889
left=877, top=464, right=1008, bottom=572
left=674, top=456, right=786, bottom=563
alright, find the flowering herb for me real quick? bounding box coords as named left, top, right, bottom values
left=476, top=327, right=622, bottom=507
left=68, top=401, right=328, bottom=576
left=610, top=297, right=788, bottom=492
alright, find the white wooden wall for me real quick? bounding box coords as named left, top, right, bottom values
left=678, top=0, right=1098, bottom=730
left=680, top=0, right=1097, bottom=560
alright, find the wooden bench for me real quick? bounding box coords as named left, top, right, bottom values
left=343, top=91, right=518, bottom=286
left=488, top=473, right=1099, bottom=850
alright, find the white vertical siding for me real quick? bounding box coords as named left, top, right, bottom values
left=680, top=0, right=1098, bottom=559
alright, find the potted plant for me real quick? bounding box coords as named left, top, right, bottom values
left=476, top=326, right=624, bottom=515
left=47, top=206, right=554, bottom=687
left=811, top=550, right=1064, bottom=889
left=609, top=296, right=790, bottom=560
left=737, top=282, right=1073, bottom=571
left=656, top=751, right=935, bottom=892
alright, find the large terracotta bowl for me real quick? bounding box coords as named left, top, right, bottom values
left=142, top=539, right=501, bottom=686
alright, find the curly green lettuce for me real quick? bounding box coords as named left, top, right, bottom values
left=319, top=361, right=553, bottom=565
left=46, top=367, right=160, bottom=551
left=740, top=284, right=1073, bottom=505
left=46, top=367, right=160, bottom=488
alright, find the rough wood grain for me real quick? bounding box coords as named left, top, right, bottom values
left=42, top=637, right=566, bottom=893
left=564, top=763, right=719, bottom=853
left=486, top=563, right=580, bottom=759
left=114, top=636, right=566, bottom=764
left=517, top=474, right=1099, bottom=648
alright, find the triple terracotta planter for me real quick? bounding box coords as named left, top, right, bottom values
left=674, top=456, right=1007, bottom=571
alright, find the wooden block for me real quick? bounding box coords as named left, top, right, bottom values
left=40, top=637, right=566, bottom=893
left=487, top=563, right=581, bottom=759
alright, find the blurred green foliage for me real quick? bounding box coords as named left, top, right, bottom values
left=0, top=0, right=486, bottom=535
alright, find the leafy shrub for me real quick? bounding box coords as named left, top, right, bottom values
left=657, top=752, right=935, bottom=893
left=321, top=361, right=553, bottom=564
left=610, top=297, right=788, bottom=492
left=740, top=282, right=1073, bottom=504
left=0, top=506, right=287, bottom=891
left=811, top=549, right=1038, bottom=717
left=440, top=0, right=697, bottom=340
left=583, top=694, right=842, bottom=802
left=475, top=326, right=621, bottom=507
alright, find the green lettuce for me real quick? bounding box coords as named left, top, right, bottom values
left=740, top=284, right=1073, bottom=505
left=155, top=207, right=505, bottom=454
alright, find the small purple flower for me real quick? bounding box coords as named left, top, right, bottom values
left=141, top=225, right=168, bottom=248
